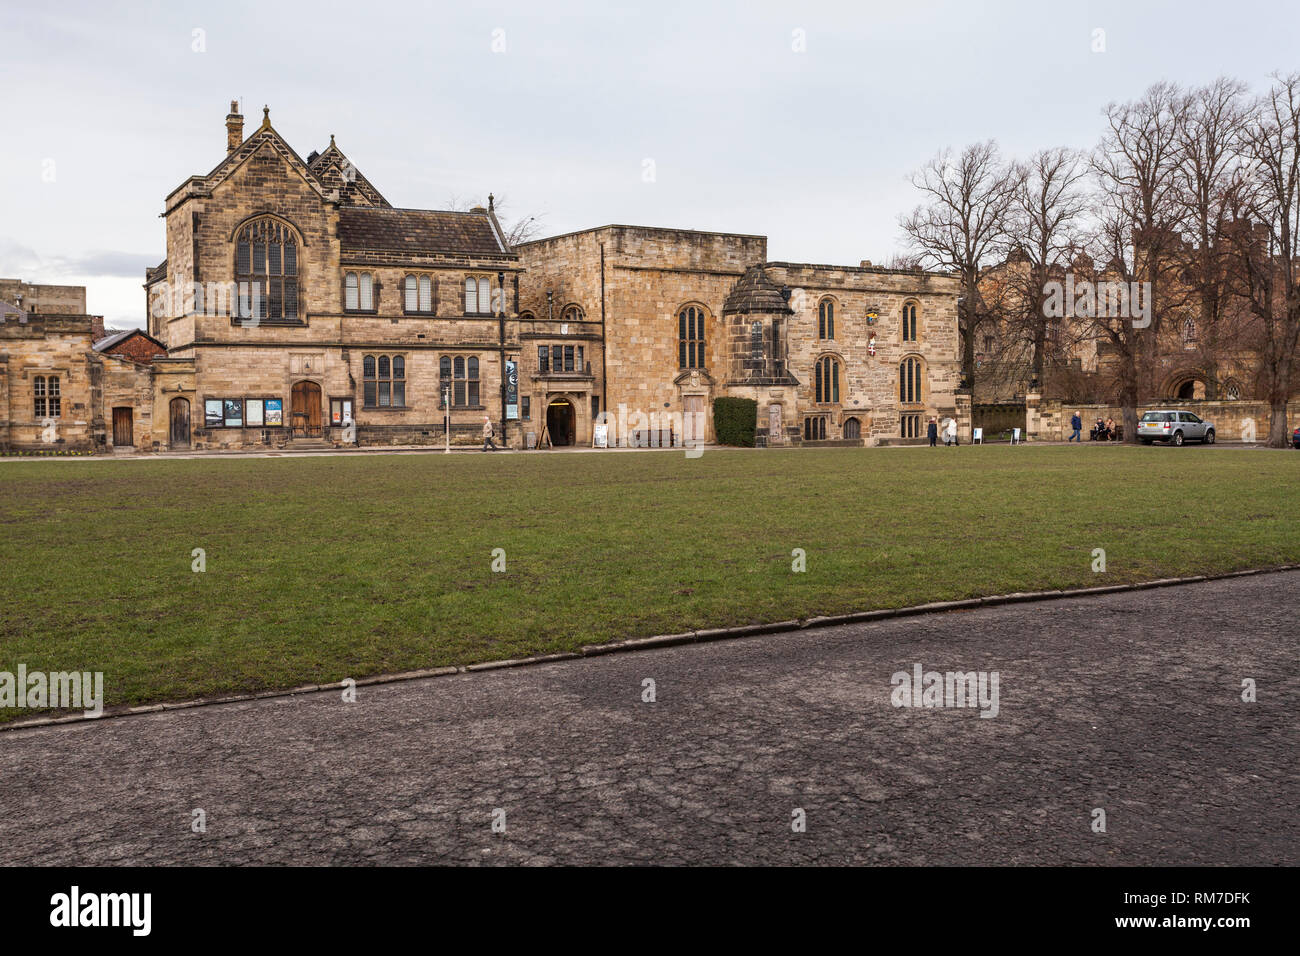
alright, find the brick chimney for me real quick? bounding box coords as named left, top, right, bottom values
left=90, top=315, right=105, bottom=342
left=226, top=100, right=243, bottom=154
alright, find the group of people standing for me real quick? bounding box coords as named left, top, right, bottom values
left=927, top=417, right=960, bottom=447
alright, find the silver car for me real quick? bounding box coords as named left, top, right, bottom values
left=1138, top=410, right=1215, bottom=446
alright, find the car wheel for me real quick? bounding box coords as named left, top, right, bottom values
left=1173, top=431, right=1184, bottom=446
left=1205, top=429, right=1215, bottom=444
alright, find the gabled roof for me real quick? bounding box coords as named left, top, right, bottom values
left=167, top=109, right=330, bottom=209
left=338, top=206, right=514, bottom=259
left=93, top=328, right=166, bottom=355
left=308, top=138, right=390, bottom=208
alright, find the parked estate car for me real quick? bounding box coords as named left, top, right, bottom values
left=1137, top=410, right=1216, bottom=446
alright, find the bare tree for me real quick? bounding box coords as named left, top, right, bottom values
left=1091, top=81, right=1189, bottom=440
left=899, top=141, right=1022, bottom=389
left=1005, top=148, right=1091, bottom=384
left=1173, top=77, right=1251, bottom=398
left=444, top=193, right=545, bottom=247
left=1229, top=73, right=1300, bottom=446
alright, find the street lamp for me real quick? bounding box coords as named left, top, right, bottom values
left=444, top=384, right=451, bottom=454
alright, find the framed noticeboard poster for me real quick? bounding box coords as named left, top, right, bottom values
left=265, top=399, right=283, bottom=426
left=245, top=399, right=265, bottom=427
left=204, top=400, right=222, bottom=428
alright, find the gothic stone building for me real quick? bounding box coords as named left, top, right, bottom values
left=3, top=103, right=963, bottom=453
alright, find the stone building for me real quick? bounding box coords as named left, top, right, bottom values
left=2, top=102, right=963, bottom=453
left=0, top=281, right=162, bottom=453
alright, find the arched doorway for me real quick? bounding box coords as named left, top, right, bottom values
left=843, top=417, right=861, bottom=439
left=291, top=381, right=323, bottom=438
left=169, top=397, right=190, bottom=448
left=546, top=399, right=575, bottom=447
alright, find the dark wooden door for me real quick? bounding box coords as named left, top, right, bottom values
left=112, top=407, right=133, bottom=447
left=291, top=381, right=322, bottom=438
left=169, top=397, right=190, bottom=448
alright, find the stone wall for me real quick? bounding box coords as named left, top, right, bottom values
left=1027, top=395, right=1300, bottom=442
left=0, top=314, right=97, bottom=451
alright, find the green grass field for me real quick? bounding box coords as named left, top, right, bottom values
left=1, top=445, right=1296, bottom=720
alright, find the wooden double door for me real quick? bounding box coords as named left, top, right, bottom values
left=291, top=381, right=323, bottom=438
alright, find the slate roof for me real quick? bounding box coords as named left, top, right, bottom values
left=723, top=265, right=793, bottom=315
left=338, top=206, right=513, bottom=258
left=93, top=328, right=166, bottom=353
left=308, top=141, right=390, bottom=208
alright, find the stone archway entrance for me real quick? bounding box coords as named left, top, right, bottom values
left=546, top=398, right=575, bottom=447
left=291, top=381, right=323, bottom=438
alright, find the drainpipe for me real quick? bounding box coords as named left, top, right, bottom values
left=498, top=270, right=507, bottom=446
left=600, top=242, right=608, bottom=420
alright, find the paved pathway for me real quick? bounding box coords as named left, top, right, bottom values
left=1, top=572, right=1295, bottom=865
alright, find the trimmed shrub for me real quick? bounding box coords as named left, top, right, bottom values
left=712, top=397, right=757, bottom=447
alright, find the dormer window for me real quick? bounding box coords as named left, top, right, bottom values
left=235, top=218, right=298, bottom=321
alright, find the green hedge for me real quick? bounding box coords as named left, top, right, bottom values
left=712, top=397, right=757, bottom=447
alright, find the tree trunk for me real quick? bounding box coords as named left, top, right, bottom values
left=1266, top=397, right=1290, bottom=448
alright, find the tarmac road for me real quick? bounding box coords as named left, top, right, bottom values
left=1, top=571, right=1296, bottom=865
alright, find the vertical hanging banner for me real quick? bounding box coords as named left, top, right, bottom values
left=505, top=360, right=519, bottom=419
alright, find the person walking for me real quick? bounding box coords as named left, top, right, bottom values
left=927, top=417, right=938, bottom=447
left=482, top=416, right=498, bottom=452
left=1068, top=412, right=1082, bottom=443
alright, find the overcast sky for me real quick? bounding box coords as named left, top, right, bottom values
left=2, top=0, right=1297, bottom=329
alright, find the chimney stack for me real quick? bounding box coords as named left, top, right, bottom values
left=226, top=100, right=243, bottom=154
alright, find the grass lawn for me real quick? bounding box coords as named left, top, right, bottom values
left=1, top=445, right=1296, bottom=720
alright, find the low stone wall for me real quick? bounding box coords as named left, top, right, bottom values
left=1026, top=395, right=1299, bottom=442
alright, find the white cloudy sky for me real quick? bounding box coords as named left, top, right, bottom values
left=2, top=0, right=1297, bottom=329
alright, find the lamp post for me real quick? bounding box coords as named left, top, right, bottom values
left=444, top=384, right=451, bottom=453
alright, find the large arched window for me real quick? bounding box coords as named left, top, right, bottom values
left=1182, top=317, right=1197, bottom=346
left=902, top=300, right=918, bottom=342
left=678, top=305, right=707, bottom=369
left=815, top=356, right=840, bottom=404
left=818, top=298, right=835, bottom=340
left=235, top=217, right=298, bottom=321
left=899, top=356, right=923, bottom=404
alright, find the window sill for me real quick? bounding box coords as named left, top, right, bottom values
left=362, top=405, right=412, bottom=411
left=344, top=309, right=379, bottom=316
left=229, top=317, right=306, bottom=327
left=402, top=311, right=437, bottom=318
